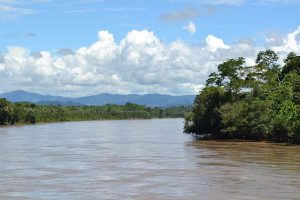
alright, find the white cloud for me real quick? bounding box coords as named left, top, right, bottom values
left=0, top=0, right=48, bottom=19
left=205, top=35, right=230, bottom=52
left=0, top=5, right=36, bottom=19
left=0, top=26, right=300, bottom=96
left=270, top=26, right=300, bottom=53
left=183, top=22, right=197, bottom=34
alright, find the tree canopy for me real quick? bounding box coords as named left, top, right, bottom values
left=185, top=50, right=300, bottom=144
left=0, top=101, right=191, bottom=125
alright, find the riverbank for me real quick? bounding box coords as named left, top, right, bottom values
left=191, top=135, right=300, bottom=146
left=0, top=98, right=191, bottom=126
left=190, top=133, right=299, bottom=145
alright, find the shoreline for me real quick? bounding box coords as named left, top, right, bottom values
left=0, top=117, right=184, bottom=128
left=190, top=137, right=299, bottom=145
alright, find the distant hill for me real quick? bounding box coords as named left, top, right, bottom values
left=128, top=94, right=195, bottom=107
left=0, top=90, right=71, bottom=103
left=74, top=93, right=195, bottom=107
left=74, top=93, right=141, bottom=106
left=0, top=90, right=195, bottom=107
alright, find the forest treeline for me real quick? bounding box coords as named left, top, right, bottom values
left=0, top=100, right=191, bottom=125
left=184, top=50, right=300, bottom=144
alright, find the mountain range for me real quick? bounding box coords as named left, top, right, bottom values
left=0, top=90, right=195, bottom=107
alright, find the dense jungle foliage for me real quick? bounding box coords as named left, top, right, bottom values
left=184, top=50, right=300, bottom=144
left=0, top=100, right=191, bottom=125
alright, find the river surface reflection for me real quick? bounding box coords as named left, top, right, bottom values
left=0, top=119, right=299, bottom=199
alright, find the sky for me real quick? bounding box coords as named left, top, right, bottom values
left=0, top=0, right=300, bottom=96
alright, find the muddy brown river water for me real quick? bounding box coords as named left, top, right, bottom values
left=0, top=118, right=299, bottom=199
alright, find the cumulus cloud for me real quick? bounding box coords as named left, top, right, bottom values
left=205, top=35, right=230, bottom=52
left=0, top=54, right=4, bottom=63
left=270, top=26, right=300, bottom=53
left=183, top=22, right=197, bottom=34
left=0, top=26, right=300, bottom=96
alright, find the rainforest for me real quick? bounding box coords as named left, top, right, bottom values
left=0, top=100, right=191, bottom=125
left=184, top=50, right=300, bottom=144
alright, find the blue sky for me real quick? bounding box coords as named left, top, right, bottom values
left=0, top=0, right=300, bottom=96
left=1, top=0, right=300, bottom=51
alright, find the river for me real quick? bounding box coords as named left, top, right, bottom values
left=0, top=119, right=299, bottom=199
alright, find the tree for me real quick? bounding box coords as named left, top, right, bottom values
left=25, top=111, right=36, bottom=124
left=185, top=50, right=300, bottom=144
left=0, top=98, right=13, bottom=125
left=282, top=52, right=300, bottom=77
left=184, top=86, right=228, bottom=137
left=256, top=50, right=279, bottom=70
left=206, top=57, right=245, bottom=94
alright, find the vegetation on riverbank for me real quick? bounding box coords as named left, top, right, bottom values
left=184, top=50, right=300, bottom=144
left=0, top=99, right=191, bottom=125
